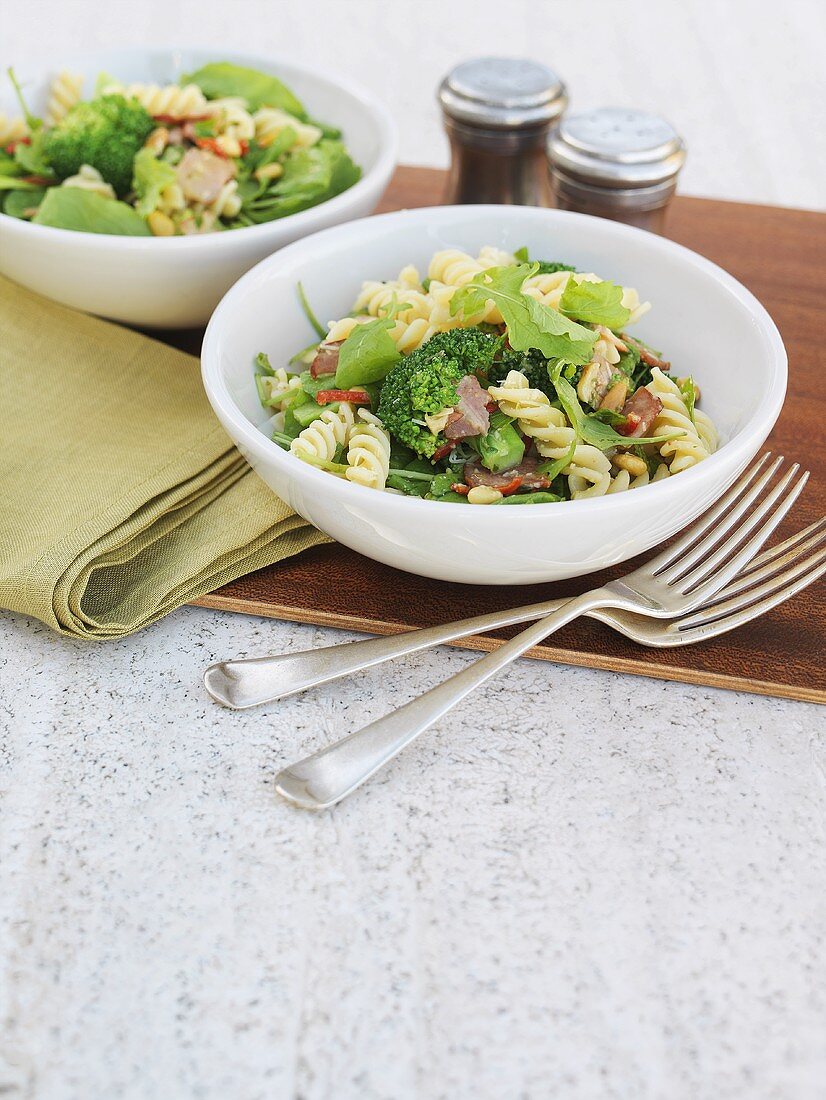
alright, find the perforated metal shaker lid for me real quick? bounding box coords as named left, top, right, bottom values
left=548, top=107, right=686, bottom=188
left=439, top=57, right=567, bottom=130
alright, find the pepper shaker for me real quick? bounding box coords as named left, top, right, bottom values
left=547, top=107, right=687, bottom=233
left=438, top=58, right=568, bottom=207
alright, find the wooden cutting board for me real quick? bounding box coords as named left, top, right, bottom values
left=184, top=167, right=825, bottom=704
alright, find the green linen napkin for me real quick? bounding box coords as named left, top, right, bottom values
left=0, top=277, right=328, bottom=639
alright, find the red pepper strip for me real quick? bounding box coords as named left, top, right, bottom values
left=431, top=441, right=456, bottom=462
left=238, top=139, right=249, bottom=157
left=5, top=136, right=31, bottom=154
left=153, top=112, right=212, bottom=125
left=450, top=483, right=470, bottom=496
left=194, top=137, right=230, bottom=158
left=315, top=389, right=371, bottom=405
left=497, top=476, right=524, bottom=496
left=484, top=400, right=497, bottom=412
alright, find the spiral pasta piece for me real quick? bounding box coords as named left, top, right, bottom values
left=353, top=282, right=431, bottom=321
left=44, top=70, right=83, bottom=126
left=61, top=164, right=115, bottom=200
left=119, top=83, right=209, bottom=120
left=345, top=410, right=391, bottom=490
left=695, top=408, right=718, bottom=454
left=290, top=403, right=356, bottom=463
left=565, top=446, right=613, bottom=499
left=487, top=370, right=575, bottom=458
left=647, top=367, right=713, bottom=473
left=0, top=112, right=28, bottom=146
left=260, top=368, right=303, bottom=410
left=253, top=107, right=322, bottom=150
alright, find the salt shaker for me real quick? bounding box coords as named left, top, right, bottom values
left=547, top=107, right=686, bottom=233
left=438, top=58, right=568, bottom=207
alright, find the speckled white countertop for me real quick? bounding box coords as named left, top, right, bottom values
left=1, top=605, right=825, bottom=1099
left=3, top=0, right=826, bottom=1095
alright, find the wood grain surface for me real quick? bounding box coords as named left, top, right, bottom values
left=189, top=167, right=825, bottom=704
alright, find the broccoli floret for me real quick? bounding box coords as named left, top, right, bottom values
left=377, top=328, right=502, bottom=457
left=43, top=95, right=155, bottom=196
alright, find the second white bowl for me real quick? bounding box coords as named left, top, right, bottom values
left=0, top=48, right=397, bottom=327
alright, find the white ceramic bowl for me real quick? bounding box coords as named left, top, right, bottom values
left=0, top=48, right=397, bottom=327
left=202, top=205, right=787, bottom=585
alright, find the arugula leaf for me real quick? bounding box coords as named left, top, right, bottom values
left=14, top=130, right=53, bottom=178
left=451, top=264, right=596, bottom=366
left=255, top=351, right=274, bottom=375
left=132, top=147, right=176, bottom=217
left=553, top=375, right=682, bottom=451
left=237, top=141, right=361, bottom=224
left=678, top=376, right=697, bottom=425
left=559, top=279, right=631, bottom=328
left=33, top=187, right=151, bottom=235
left=334, top=312, right=402, bottom=388
left=0, top=176, right=40, bottom=191
left=6, top=67, right=41, bottom=130
left=297, top=282, right=326, bottom=339
left=495, top=491, right=563, bottom=505
left=591, top=407, right=628, bottom=426
left=182, top=62, right=306, bottom=116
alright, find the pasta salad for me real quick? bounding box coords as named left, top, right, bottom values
left=256, top=246, right=719, bottom=505
left=0, top=63, right=360, bottom=235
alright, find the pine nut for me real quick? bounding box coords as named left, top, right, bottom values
left=254, top=162, right=284, bottom=183
left=599, top=379, right=629, bottom=411
left=467, top=485, right=503, bottom=505
left=147, top=210, right=176, bottom=236
left=613, top=453, right=648, bottom=477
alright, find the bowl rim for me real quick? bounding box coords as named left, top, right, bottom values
left=201, top=203, right=788, bottom=518
left=0, top=45, right=398, bottom=248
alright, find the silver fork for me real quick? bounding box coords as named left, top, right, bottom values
left=206, top=454, right=811, bottom=711
left=209, top=513, right=826, bottom=709
left=269, top=455, right=812, bottom=809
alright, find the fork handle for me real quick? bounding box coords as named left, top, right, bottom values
left=275, top=588, right=613, bottom=809
left=204, top=595, right=576, bottom=709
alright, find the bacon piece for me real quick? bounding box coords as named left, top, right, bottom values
left=444, top=375, right=490, bottom=440
left=621, top=334, right=670, bottom=370
left=154, top=113, right=211, bottom=126
left=176, top=147, right=235, bottom=204
left=450, top=483, right=470, bottom=496
left=315, top=389, right=371, bottom=405
left=431, top=441, right=456, bottom=462
left=309, top=342, right=342, bottom=377
left=464, top=456, right=551, bottom=491
left=617, top=387, right=663, bottom=437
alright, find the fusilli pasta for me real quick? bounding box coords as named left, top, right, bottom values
left=253, top=107, right=322, bottom=150
left=260, top=368, right=303, bottom=411
left=345, top=410, right=392, bottom=490
left=114, top=82, right=209, bottom=120
left=44, top=70, right=83, bottom=127
left=647, top=367, right=715, bottom=473
left=290, top=403, right=356, bottom=463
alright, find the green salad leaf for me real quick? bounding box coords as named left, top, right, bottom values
left=335, top=312, right=403, bottom=389
left=552, top=374, right=680, bottom=451
left=236, top=140, right=360, bottom=225
left=132, top=147, right=176, bottom=217
left=0, top=175, right=40, bottom=191
left=33, top=187, right=151, bottom=235
left=182, top=62, right=306, bottom=116
left=558, top=279, right=631, bottom=328
left=2, top=186, right=45, bottom=218
left=678, top=376, right=697, bottom=425
left=451, top=264, right=596, bottom=366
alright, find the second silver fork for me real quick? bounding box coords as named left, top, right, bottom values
left=267, top=454, right=809, bottom=808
